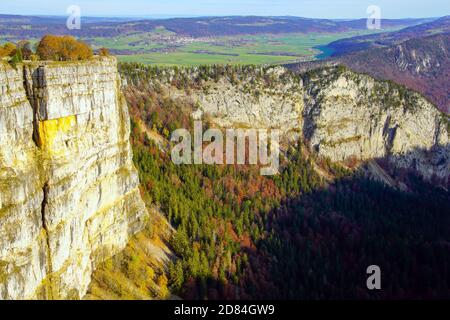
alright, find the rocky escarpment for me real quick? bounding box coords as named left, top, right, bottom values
left=0, top=57, right=147, bottom=300
left=190, top=65, right=449, bottom=185
left=302, top=66, right=449, bottom=184
left=337, top=33, right=450, bottom=114
left=193, top=67, right=304, bottom=134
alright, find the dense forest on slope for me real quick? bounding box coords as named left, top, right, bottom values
left=120, top=63, right=450, bottom=299
left=337, top=33, right=449, bottom=114
left=287, top=17, right=450, bottom=113
left=325, top=16, right=450, bottom=57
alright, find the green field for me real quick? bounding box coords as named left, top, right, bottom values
left=117, top=50, right=300, bottom=66
left=95, top=28, right=400, bottom=66
left=110, top=32, right=366, bottom=66
left=1, top=26, right=402, bottom=66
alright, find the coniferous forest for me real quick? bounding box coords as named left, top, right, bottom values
left=120, top=63, right=450, bottom=300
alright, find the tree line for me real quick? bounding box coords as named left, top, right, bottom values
left=0, top=35, right=110, bottom=63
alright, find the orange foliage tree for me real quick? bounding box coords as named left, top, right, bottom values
left=0, top=43, right=17, bottom=58
left=36, top=35, right=93, bottom=61
left=98, top=47, right=110, bottom=57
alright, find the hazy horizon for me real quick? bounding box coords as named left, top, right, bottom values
left=0, top=13, right=445, bottom=20
left=0, top=0, right=448, bottom=19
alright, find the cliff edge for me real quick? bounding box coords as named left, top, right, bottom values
left=189, top=65, right=449, bottom=186
left=0, top=57, right=148, bottom=299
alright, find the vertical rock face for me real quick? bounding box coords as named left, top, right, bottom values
left=302, top=67, right=450, bottom=183
left=194, top=68, right=304, bottom=133
left=0, top=57, right=147, bottom=300
left=190, top=65, right=449, bottom=184
left=0, top=60, right=48, bottom=300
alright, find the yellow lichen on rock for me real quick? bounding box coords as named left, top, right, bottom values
left=38, top=116, right=76, bottom=153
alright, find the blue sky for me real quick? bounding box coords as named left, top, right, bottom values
left=0, top=0, right=448, bottom=18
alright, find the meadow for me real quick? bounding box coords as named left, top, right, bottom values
left=0, top=24, right=403, bottom=66
left=98, top=29, right=398, bottom=66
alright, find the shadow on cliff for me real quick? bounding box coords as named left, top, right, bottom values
left=365, top=144, right=450, bottom=192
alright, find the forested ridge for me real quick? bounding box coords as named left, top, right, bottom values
left=120, top=62, right=450, bottom=299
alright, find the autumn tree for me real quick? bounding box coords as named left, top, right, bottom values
left=98, top=47, right=110, bottom=57
left=36, top=35, right=93, bottom=61
left=0, top=43, right=17, bottom=58
left=157, top=274, right=169, bottom=299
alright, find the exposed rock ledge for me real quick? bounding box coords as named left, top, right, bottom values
left=192, top=66, right=449, bottom=186
left=0, top=57, right=147, bottom=299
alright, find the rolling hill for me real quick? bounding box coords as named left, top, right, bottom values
left=337, top=32, right=449, bottom=113
left=0, top=14, right=432, bottom=39
left=326, top=15, right=449, bottom=56
left=287, top=17, right=449, bottom=113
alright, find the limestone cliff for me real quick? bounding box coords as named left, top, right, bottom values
left=0, top=57, right=147, bottom=300
left=302, top=66, right=449, bottom=184
left=193, top=68, right=304, bottom=134
left=189, top=65, right=449, bottom=185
